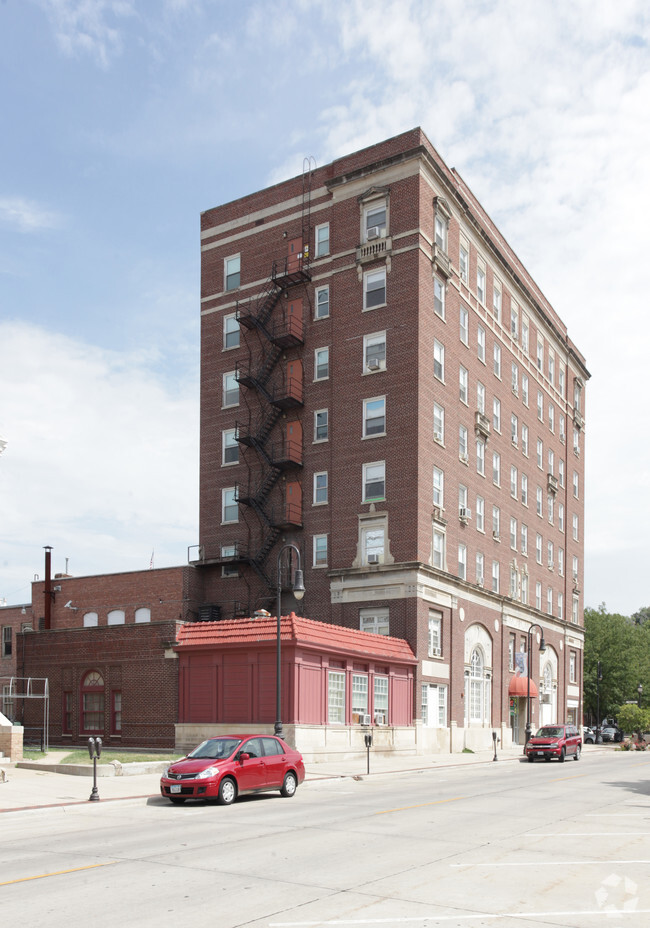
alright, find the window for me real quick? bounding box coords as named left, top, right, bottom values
left=313, top=535, right=328, bottom=568
left=222, top=371, right=239, bottom=408
left=477, top=325, right=486, bottom=363
left=537, top=337, right=544, bottom=372
left=221, top=545, right=239, bottom=578
left=433, top=527, right=446, bottom=569
left=493, top=282, right=501, bottom=323
left=428, top=611, right=442, bottom=657
left=422, top=683, right=448, bottom=728
left=107, top=610, right=125, bottom=626
left=548, top=494, right=554, bottom=523
left=314, top=347, right=329, bottom=381
left=364, top=268, right=386, bottom=309
left=374, top=676, right=389, bottom=723
left=363, top=519, right=386, bottom=564
left=62, top=691, right=72, bottom=734
left=364, top=331, right=386, bottom=371
left=492, top=505, right=500, bottom=539
left=476, top=551, right=485, bottom=586
left=134, top=608, right=151, bottom=623
left=492, top=451, right=501, bottom=487
left=572, top=513, right=579, bottom=541
left=476, top=496, right=485, bottom=532
left=360, top=608, right=389, bottom=636
left=434, top=277, right=445, bottom=318
left=510, top=517, right=517, bottom=550
left=558, top=547, right=564, bottom=576
left=314, top=409, right=329, bottom=442
left=548, top=540, right=554, bottom=569
left=559, top=503, right=565, bottom=533
left=536, top=439, right=543, bottom=469
left=510, top=465, right=518, bottom=498
left=315, top=223, right=330, bottom=257
left=314, top=472, right=328, bottom=505
left=363, top=397, right=386, bottom=437
left=511, top=361, right=519, bottom=396
left=459, top=484, right=468, bottom=514
left=477, top=263, right=486, bottom=304
left=328, top=671, right=345, bottom=724
left=492, top=561, right=500, bottom=593
left=569, top=651, right=576, bottom=683
left=521, top=523, right=528, bottom=556
left=559, top=460, right=565, bottom=488
left=315, top=285, right=330, bottom=319
left=433, top=404, right=445, bottom=443
left=352, top=675, right=368, bottom=723
left=365, top=203, right=387, bottom=240
left=510, top=566, right=518, bottom=598
left=459, top=366, right=468, bottom=404
left=536, top=486, right=543, bottom=517
left=459, top=425, right=468, bottom=461
left=222, top=487, right=238, bottom=523
left=521, top=315, right=529, bottom=354
left=572, top=596, right=579, bottom=624
left=224, top=254, right=240, bottom=291
left=460, top=305, right=469, bottom=345
left=536, top=533, right=543, bottom=564
left=521, top=473, right=528, bottom=506
left=83, top=612, right=98, bottom=628
left=363, top=461, right=385, bottom=502
left=558, top=592, right=564, bottom=619
left=509, top=633, right=516, bottom=671
left=574, top=378, right=583, bottom=413
left=559, top=364, right=566, bottom=396
left=522, top=424, right=529, bottom=456
left=493, top=397, right=501, bottom=432
left=434, top=340, right=445, bottom=381
left=536, top=582, right=542, bottom=610
left=573, top=471, right=579, bottom=498
left=434, top=210, right=448, bottom=251
left=81, top=671, right=104, bottom=733
left=111, top=691, right=122, bottom=735
left=522, top=373, right=529, bottom=406
left=511, top=414, right=518, bottom=447
left=222, top=429, right=239, bottom=465
left=477, top=381, right=486, bottom=415
left=433, top=467, right=444, bottom=507
left=521, top=572, right=529, bottom=603
left=493, top=343, right=501, bottom=378
left=476, top=439, right=485, bottom=476
left=1, top=626, right=11, bottom=657
left=547, top=587, right=553, bottom=615
left=469, top=645, right=490, bottom=723
left=223, top=313, right=239, bottom=349
left=511, top=303, right=519, bottom=340
left=459, top=240, right=469, bottom=283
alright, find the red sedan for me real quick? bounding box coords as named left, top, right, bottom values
left=160, top=734, right=305, bottom=805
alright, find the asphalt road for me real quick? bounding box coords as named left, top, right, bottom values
left=2, top=750, right=650, bottom=927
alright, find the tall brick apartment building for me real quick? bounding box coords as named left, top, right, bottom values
left=195, top=127, right=588, bottom=751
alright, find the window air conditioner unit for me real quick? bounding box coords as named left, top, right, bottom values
left=460, top=453, right=469, bottom=464
left=493, top=531, right=500, bottom=540
left=367, top=554, right=380, bottom=565
left=375, top=714, right=386, bottom=726
left=367, top=359, right=381, bottom=371
left=430, top=647, right=441, bottom=657
left=361, top=714, right=372, bottom=726
left=367, top=226, right=382, bottom=240
left=459, top=507, right=472, bottom=520
left=434, top=430, right=443, bottom=442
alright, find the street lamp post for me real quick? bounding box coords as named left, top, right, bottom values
left=525, top=623, right=547, bottom=747
left=596, top=660, right=602, bottom=743
left=275, top=543, right=305, bottom=739
left=638, top=682, right=643, bottom=708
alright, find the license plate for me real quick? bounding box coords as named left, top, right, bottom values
left=170, top=784, right=181, bottom=793
left=537, top=751, right=544, bottom=755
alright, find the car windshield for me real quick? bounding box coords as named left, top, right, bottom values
left=536, top=727, right=563, bottom=738
left=187, top=738, right=241, bottom=760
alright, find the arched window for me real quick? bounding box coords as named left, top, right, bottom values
left=81, top=670, right=104, bottom=733
left=135, top=607, right=151, bottom=624
left=107, top=610, right=125, bottom=625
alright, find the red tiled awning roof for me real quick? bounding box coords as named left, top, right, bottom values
left=175, top=612, right=416, bottom=664
left=508, top=674, right=538, bottom=698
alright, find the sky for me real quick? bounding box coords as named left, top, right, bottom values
left=1, top=0, right=649, bottom=616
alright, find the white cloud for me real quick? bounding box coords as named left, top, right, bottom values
left=37, top=0, right=135, bottom=68
left=0, top=321, right=198, bottom=602
left=0, top=197, right=63, bottom=233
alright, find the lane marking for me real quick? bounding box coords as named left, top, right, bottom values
left=528, top=831, right=650, bottom=836
left=548, top=774, right=586, bottom=782
left=270, top=909, right=650, bottom=925
left=375, top=796, right=463, bottom=815
left=451, top=858, right=650, bottom=868
left=0, top=861, right=117, bottom=886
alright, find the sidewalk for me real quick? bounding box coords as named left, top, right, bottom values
left=1, top=744, right=607, bottom=814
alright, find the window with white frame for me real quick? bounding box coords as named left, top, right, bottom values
left=222, top=487, right=238, bottom=523
left=493, top=397, right=501, bottom=432
left=459, top=365, right=468, bottom=404
left=547, top=540, right=554, bottom=569
left=511, top=303, right=519, bottom=340
left=459, top=484, right=468, bottom=514
left=548, top=350, right=555, bottom=385
left=510, top=517, right=517, bottom=550
left=493, top=343, right=501, bottom=378
left=492, top=505, right=500, bottom=539
left=362, top=519, right=386, bottom=564
left=572, top=597, right=579, bottom=624
left=511, top=361, right=519, bottom=395
left=476, top=495, right=485, bottom=532
left=476, top=551, right=484, bottom=586
left=558, top=547, right=564, bottom=576
left=547, top=587, right=553, bottom=615
left=433, top=466, right=444, bottom=507
left=433, top=526, right=446, bottom=569
left=422, top=683, right=448, bottom=728
left=135, top=607, right=151, bottom=623
left=559, top=365, right=566, bottom=396
left=434, top=339, right=445, bottom=381
left=315, top=285, right=330, bottom=319
left=535, top=581, right=542, bottom=610
left=364, top=331, right=386, bottom=371
left=365, top=202, right=387, bottom=240
left=363, top=461, right=385, bottom=502
left=536, top=533, right=543, bottom=564
left=313, top=534, right=328, bottom=568
left=521, top=315, right=529, bottom=353
left=328, top=671, right=345, bottom=724
left=559, top=502, right=565, bottom=533
left=536, top=337, right=544, bottom=372
left=548, top=494, right=554, bottom=523
left=548, top=403, right=555, bottom=432
left=510, top=566, right=518, bottom=599
left=459, top=425, right=468, bottom=461
left=521, top=571, right=529, bottom=603
left=434, top=277, right=445, bottom=318
left=558, top=591, right=564, bottom=619
left=314, top=409, right=328, bottom=442
left=477, top=262, right=486, bottom=304
left=521, top=523, right=528, bottom=556
left=315, top=223, right=330, bottom=257
left=477, top=325, right=486, bottom=363
left=522, top=424, right=529, bottom=456
left=360, top=607, right=389, bottom=636
left=374, top=676, right=389, bottom=724
left=222, top=371, right=239, bottom=407
left=536, top=486, right=543, bottom=516
left=223, top=313, right=239, bottom=349
left=352, top=675, right=368, bottom=722
left=459, top=240, right=469, bottom=283
left=83, top=612, right=98, bottom=628
left=492, top=561, right=500, bottom=593
left=476, top=439, right=485, bottom=476
left=510, top=465, right=518, bottom=498
left=572, top=513, right=579, bottom=541
left=574, top=378, right=583, bottom=412
left=537, top=439, right=543, bottom=469
left=363, top=397, right=386, bottom=437
left=511, top=413, right=518, bottom=447
left=364, top=268, right=386, bottom=309
left=433, top=404, right=445, bottom=443
left=521, top=473, right=528, bottom=506
left=522, top=372, right=529, bottom=406
left=569, top=651, right=576, bottom=683
left=222, top=428, right=239, bottom=465
left=314, top=347, right=329, bottom=381
left=493, top=281, right=502, bottom=323
left=460, top=305, right=469, bottom=345
left=559, top=460, right=565, bottom=487
left=428, top=610, right=442, bottom=657
left=434, top=208, right=448, bottom=252
left=537, top=390, right=544, bottom=421
left=224, top=254, right=240, bottom=291
left=477, top=381, right=485, bottom=415
left=573, top=471, right=579, bottom=498
left=314, top=471, right=328, bottom=505
left=492, top=451, right=501, bottom=487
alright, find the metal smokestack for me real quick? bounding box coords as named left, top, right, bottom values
left=43, top=545, right=52, bottom=630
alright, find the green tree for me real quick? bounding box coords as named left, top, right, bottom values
left=615, top=703, right=650, bottom=737
left=584, top=604, right=643, bottom=723
left=632, top=606, right=650, bottom=626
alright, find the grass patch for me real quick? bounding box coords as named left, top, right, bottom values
left=60, top=751, right=182, bottom=765
left=461, top=747, right=475, bottom=753
left=23, top=748, right=48, bottom=760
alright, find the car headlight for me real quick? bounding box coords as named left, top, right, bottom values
left=162, top=767, right=170, bottom=778
left=195, top=766, right=219, bottom=780
left=548, top=742, right=559, bottom=749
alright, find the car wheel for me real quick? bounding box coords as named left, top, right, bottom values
left=218, top=777, right=236, bottom=806
left=558, top=747, right=566, bottom=763
left=574, top=745, right=581, bottom=761
left=169, top=797, right=186, bottom=805
left=280, top=771, right=298, bottom=797
left=527, top=755, right=535, bottom=763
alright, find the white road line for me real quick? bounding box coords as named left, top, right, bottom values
left=451, top=859, right=650, bottom=868
left=270, top=910, right=650, bottom=926
left=527, top=831, right=650, bottom=836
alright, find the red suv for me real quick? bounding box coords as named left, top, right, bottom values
left=526, top=724, right=582, bottom=763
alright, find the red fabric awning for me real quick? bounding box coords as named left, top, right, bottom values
left=508, top=675, right=538, bottom=698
